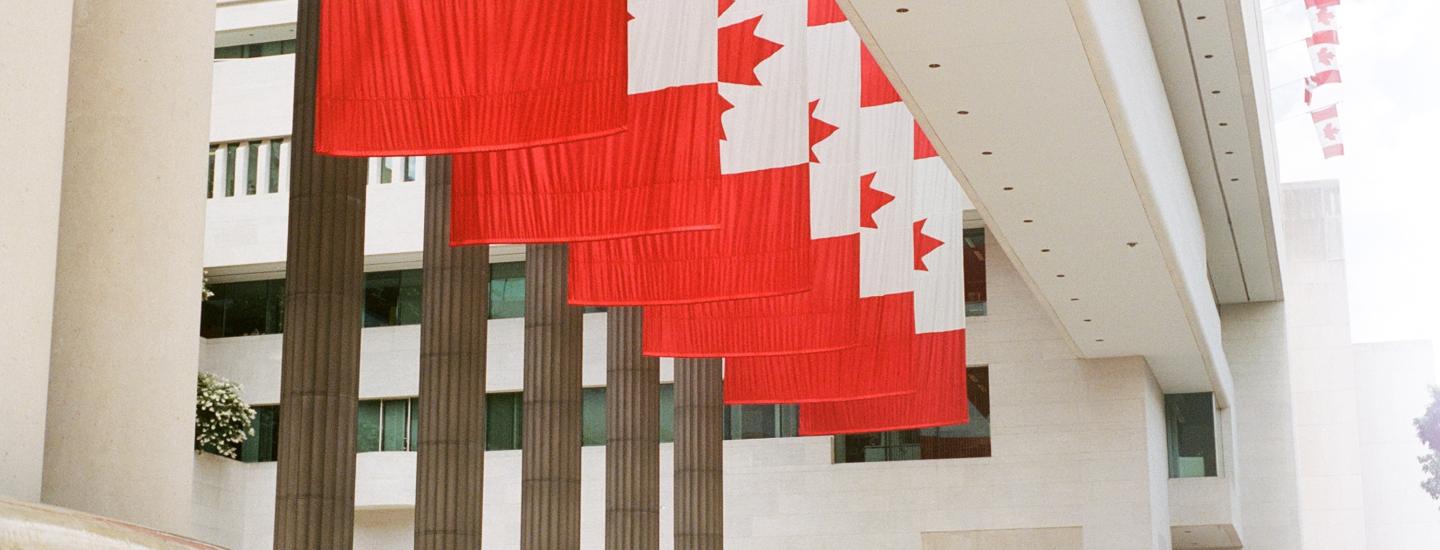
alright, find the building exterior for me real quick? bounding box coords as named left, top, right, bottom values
left=4, top=0, right=1439, bottom=549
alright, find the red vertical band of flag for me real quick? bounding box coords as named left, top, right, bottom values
left=808, top=0, right=846, bottom=26
left=643, top=234, right=859, bottom=357
left=316, top=0, right=628, bottom=156
left=567, top=163, right=812, bottom=305
left=450, top=84, right=723, bottom=244
left=798, top=330, right=968, bottom=434
left=723, top=292, right=917, bottom=403
left=1305, top=0, right=1339, bottom=8
left=914, top=122, right=938, bottom=159
left=1306, top=30, right=1339, bottom=47
left=860, top=43, right=901, bottom=107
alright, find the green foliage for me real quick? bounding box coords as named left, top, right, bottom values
left=195, top=372, right=256, bottom=459
left=1417, top=387, right=1440, bottom=503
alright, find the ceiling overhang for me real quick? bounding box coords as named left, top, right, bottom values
left=840, top=0, right=1235, bottom=403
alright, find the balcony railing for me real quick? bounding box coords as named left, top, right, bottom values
left=206, top=137, right=424, bottom=199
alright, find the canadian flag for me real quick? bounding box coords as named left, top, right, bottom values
left=1303, top=0, right=1345, bottom=158
left=315, top=0, right=628, bottom=156
left=798, top=125, right=970, bottom=434
left=448, top=0, right=724, bottom=244
left=566, top=0, right=813, bottom=306
left=640, top=0, right=863, bottom=358
left=1311, top=103, right=1345, bottom=159
left=723, top=33, right=923, bottom=405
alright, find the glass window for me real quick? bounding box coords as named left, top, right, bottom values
left=381, top=399, right=410, bottom=451
left=380, top=157, right=395, bottom=184
left=356, top=400, right=382, bottom=453
left=404, top=156, right=418, bottom=182
left=489, top=262, right=526, bottom=319
left=833, top=366, right=991, bottom=463
left=1166, top=392, right=1218, bottom=478
left=723, top=403, right=799, bottom=440
left=239, top=405, right=279, bottom=463
left=486, top=392, right=523, bottom=451
left=214, top=39, right=296, bottom=60
left=964, top=228, right=986, bottom=316
left=409, top=397, right=420, bottom=448
left=659, top=383, right=675, bottom=443
left=201, top=278, right=285, bottom=338
left=224, top=143, right=238, bottom=197
left=363, top=269, right=422, bottom=327
left=207, top=145, right=217, bottom=198
left=582, top=388, right=607, bottom=446
left=268, top=139, right=282, bottom=193
left=246, top=141, right=260, bottom=195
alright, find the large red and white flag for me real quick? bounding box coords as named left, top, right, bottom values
left=798, top=126, right=970, bottom=434
left=1303, top=0, right=1344, bottom=158
left=567, top=0, right=813, bottom=306
left=723, top=53, right=921, bottom=404
left=315, top=0, right=627, bottom=156
left=639, top=0, right=863, bottom=357
left=448, top=0, right=724, bottom=244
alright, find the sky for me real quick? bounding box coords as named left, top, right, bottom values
left=1260, top=0, right=1440, bottom=381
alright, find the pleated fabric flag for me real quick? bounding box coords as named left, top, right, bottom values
left=639, top=3, right=862, bottom=357
left=723, top=91, right=920, bottom=403
left=567, top=0, right=812, bottom=306
left=798, top=124, right=970, bottom=435
left=315, top=0, right=627, bottom=156
left=449, top=0, right=724, bottom=244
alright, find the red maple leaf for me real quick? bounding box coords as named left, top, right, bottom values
left=1317, top=48, right=1336, bottom=66
left=860, top=172, right=894, bottom=229
left=717, top=92, right=735, bottom=141
left=718, top=16, right=783, bottom=86
left=808, top=100, right=838, bottom=163
left=1315, top=7, right=1335, bottom=26
left=1323, top=123, right=1340, bottom=141
left=913, top=219, right=945, bottom=271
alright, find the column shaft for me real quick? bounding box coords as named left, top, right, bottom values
left=606, top=308, right=660, bottom=550
left=272, top=0, right=370, bottom=548
left=0, top=0, right=73, bottom=502
left=41, top=0, right=213, bottom=533
left=674, top=358, right=724, bottom=549
left=521, top=244, right=584, bottom=549
left=414, top=156, right=489, bottom=549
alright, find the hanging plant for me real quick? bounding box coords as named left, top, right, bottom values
left=195, top=372, right=256, bottom=459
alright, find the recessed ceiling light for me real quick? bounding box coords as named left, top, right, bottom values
left=1126, top=242, right=1138, bottom=248
left=1230, top=178, right=1239, bottom=182
left=928, top=63, right=941, bottom=68
left=1083, top=319, right=1092, bottom=322
left=1023, top=219, right=1034, bottom=223
left=1203, top=54, right=1214, bottom=59
left=1041, top=248, right=1051, bottom=253
left=981, top=151, right=993, bottom=156
left=1095, top=339, right=1105, bottom=342
left=1211, top=90, right=1222, bottom=95
left=1070, top=298, right=1079, bottom=301
left=1225, top=151, right=1234, bottom=155
left=1003, top=186, right=1014, bottom=191
left=896, top=7, right=909, bottom=13
left=1056, top=274, right=1065, bottom=278
left=1218, top=122, right=1228, bottom=127
left=1197, top=15, right=1207, bottom=20
left=956, top=110, right=970, bottom=115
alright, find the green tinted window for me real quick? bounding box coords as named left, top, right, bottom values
left=486, top=392, right=523, bottom=451
left=381, top=399, right=410, bottom=451
left=239, top=405, right=279, bottom=463
left=356, top=401, right=382, bottom=453
left=582, top=388, right=607, bottom=446
left=201, top=278, right=285, bottom=338
left=659, top=384, right=675, bottom=443
left=1166, top=392, right=1218, bottom=478
left=489, top=262, right=526, bottom=319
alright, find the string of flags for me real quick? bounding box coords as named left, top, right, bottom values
left=1303, top=0, right=1344, bottom=159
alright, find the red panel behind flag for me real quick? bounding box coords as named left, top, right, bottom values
left=450, top=84, right=723, bottom=244
left=798, top=330, right=967, bottom=434
left=316, top=0, right=627, bottom=156
left=723, top=292, right=917, bottom=403
left=567, top=163, right=812, bottom=305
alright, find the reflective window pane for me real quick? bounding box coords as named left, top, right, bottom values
left=659, top=384, right=675, bottom=443
left=268, top=140, right=281, bottom=193
left=381, top=399, right=410, bottom=451
left=1166, top=392, right=1218, bottom=478
left=356, top=400, right=382, bottom=453
left=489, top=262, right=526, bottom=319
left=964, top=228, right=987, bottom=316
left=246, top=141, right=260, bottom=195
left=486, top=392, right=522, bottom=451
left=582, top=388, right=607, bottom=446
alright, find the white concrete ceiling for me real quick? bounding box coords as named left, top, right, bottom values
left=841, top=0, right=1235, bottom=401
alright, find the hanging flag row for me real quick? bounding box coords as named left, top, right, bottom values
left=1303, top=0, right=1344, bottom=158
left=312, top=0, right=971, bottom=435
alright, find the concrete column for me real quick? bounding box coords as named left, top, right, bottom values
left=521, top=244, right=584, bottom=549
left=0, top=0, right=73, bottom=503
left=606, top=307, right=660, bottom=550
left=40, top=0, right=213, bottom=533
left=674, top=358, right=724, bottom=549
left=414, top=156, right=489, bottom=549
left=271, top=1, right=371, bottom=548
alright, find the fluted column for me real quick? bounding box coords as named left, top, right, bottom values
left=272, top=0, right=370, bottom=547
left=674, top=358, right=724, bottom=549
left=414, top=156, right=488, bottom=549
left=606, top=308, right=660, bottom=550
left=521, top=244, right=584, bottom=549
